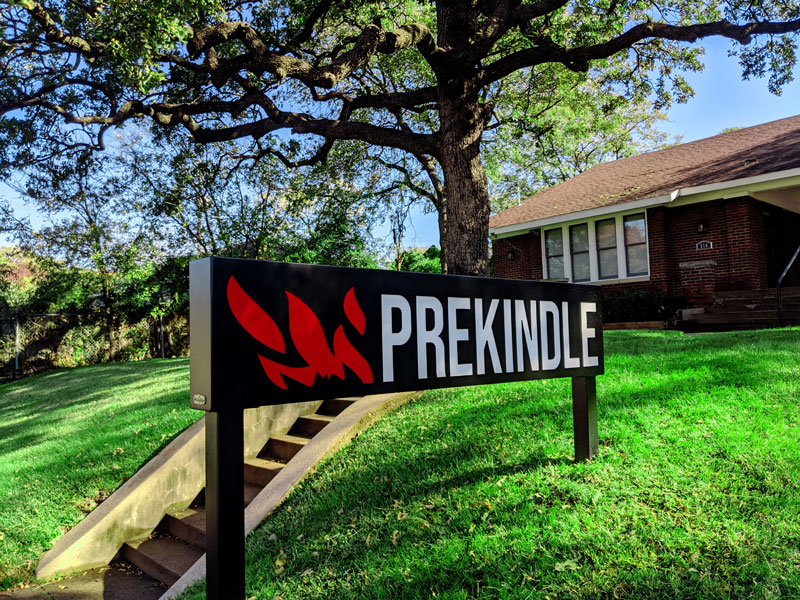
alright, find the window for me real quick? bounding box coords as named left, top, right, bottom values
left=570, top=223, right=590, bottom=282
left=541, top=211, right=649, bottom=282
left=595, top=218, right=618, bottom=279
left=544, top=228, right=564, bottom=279
left=624, top=213, right=648, bottom=276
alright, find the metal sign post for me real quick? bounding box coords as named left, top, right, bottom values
left=205, top=411, right=245, bottom=600
left=189, top=257, right=605, bottom=600
left=572, top=376, right=599, bottom=461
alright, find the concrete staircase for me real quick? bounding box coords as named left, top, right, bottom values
left=679, top=286, right=800, bottom=331
left=115, top=397, right=358, bottom=588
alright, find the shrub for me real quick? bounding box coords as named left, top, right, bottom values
left=603, top=290, right=684, bottom=323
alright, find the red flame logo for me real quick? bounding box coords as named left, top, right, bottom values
left=226, top=276, right=374, bottom=389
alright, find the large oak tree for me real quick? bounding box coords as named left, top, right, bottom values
left=3, top=0, right=800, bottom=274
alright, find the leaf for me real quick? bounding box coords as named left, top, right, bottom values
left=554, top=559, right=579, bottom=572
left=392, top=530, right=399, bottom=546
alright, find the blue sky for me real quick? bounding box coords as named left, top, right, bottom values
left=4, top=37, right=800, bottom=252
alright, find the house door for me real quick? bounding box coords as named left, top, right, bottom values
left=764, top=207, right=800, bottom=287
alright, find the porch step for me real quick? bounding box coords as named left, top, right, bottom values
left=699, top=308, right=800, bottom=320
left=122, top=535, right=203, bottom=586
left=709, top=300, right=800, bottom=313
left=260, top=434, right=309, bottom=462
left=714, top=286, right=800, bottom=301
left=290, top=413, right=335, bottom=437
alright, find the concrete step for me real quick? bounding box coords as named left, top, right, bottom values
left=244, top=456, right=284, bottom=486
left=163, top=507, right=206, bottom=548
left=289, top=414, right=335, bottom=437
left=122, top=535, right=203, bottom=586
left=244, top=481, right=262, bottom=506
left=318, top=397, right=360, bottom=417
left=260, top=434, right=309, bottom=462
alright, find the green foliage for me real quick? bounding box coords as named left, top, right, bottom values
left=124, top=133, right=383, bottom=269
left=603, top=289, right=685, bottom=323
left=398, top=246, right=441, bottom=273
left=88, top=0, right=223, bottom=92
left=487, top=80, right=677, bottom=212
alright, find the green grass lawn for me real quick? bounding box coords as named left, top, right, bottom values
left=173, top=328, right=800, bottom=600
left=0, top=358, right=197, bottom=589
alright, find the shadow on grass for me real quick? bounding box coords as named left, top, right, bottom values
left=0, top=360, right=190, bottom=456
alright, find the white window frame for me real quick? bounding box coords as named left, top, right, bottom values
left=540, top=209, right=650, bottom=284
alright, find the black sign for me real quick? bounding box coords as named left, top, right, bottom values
left=190, top=257, right=604, bottom=412
left=696, top=240, right=713, bottom=250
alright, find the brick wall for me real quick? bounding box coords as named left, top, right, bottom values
left=725, top=198, right=768, bottom=290
left=492, top=230, right=542, bottom=280
left=663, top=197, right=767, bottom=304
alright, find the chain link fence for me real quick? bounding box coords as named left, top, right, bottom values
left=0, top=313, right=189, bottom=382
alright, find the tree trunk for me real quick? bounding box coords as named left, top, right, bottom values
left=437, top=93, right=491, bottom=276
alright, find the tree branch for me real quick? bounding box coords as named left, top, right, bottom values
left=480, top=18, right=800, bottom=86
left=188, top=21, right=440, bottom=89
left=19, top=0, right=105, bottom=58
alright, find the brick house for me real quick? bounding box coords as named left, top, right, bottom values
left=490, top=115, right=800, bottom=325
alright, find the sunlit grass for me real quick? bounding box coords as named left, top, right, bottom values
left=0, top=359, right=197, bottom=589
left=177, top=328, right=800, bottom=600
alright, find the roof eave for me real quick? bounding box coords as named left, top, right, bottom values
left=489, top=192, right=678, bottom=239
left=489, top=166, right=800, bottom=239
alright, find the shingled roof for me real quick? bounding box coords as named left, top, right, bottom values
left=490, top=114, right=800, bottom=232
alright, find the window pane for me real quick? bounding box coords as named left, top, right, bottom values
left=570, top=223, right=589, bottom=253
left=598, top=247, right=618, bottom=279
left=547, top=256, right=564, bottom=279
left=624, top=214, right=646, bottom=245
left=572, top=252, right=590, bottom=282
left=545, top=229, right=563, bottom=257
left=626, top=244, right=648, bottom=276
left=596, top=218, right=616, bottom=249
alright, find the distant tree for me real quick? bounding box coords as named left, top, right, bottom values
left=398, top=246, right=442, bottom=274
left=2, top=152, right=152, bottom=358
left=3, top=1, right=800, bottom=274
left=123, top=132, right=383, bottom=266
left=487, top=89, right=676, bottom=212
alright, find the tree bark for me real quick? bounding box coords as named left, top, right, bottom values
left=437, top=90, right=491, bottom=276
